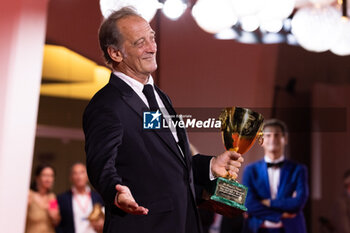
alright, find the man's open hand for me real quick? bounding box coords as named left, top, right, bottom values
left=115, top=184, right=149, bottom=215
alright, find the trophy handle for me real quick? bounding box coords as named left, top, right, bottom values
left=257, top=131, right=264, bottom=145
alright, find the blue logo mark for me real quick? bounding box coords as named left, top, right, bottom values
left=143, top=110, right=162, bottom=129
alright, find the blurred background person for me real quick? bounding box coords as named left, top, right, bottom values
left=242, top=119, right=309, bottom=233
left=25, top=164, right=60, bottom=233
left=331, top=169, right=350, bottom=233
left=56, top=162, right=104, bottom=233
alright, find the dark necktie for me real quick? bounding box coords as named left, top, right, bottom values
left=143, top=84, right=186, bottom=159
left=142, top=84, right=159, bottom=111
left=266, top=161, right=284, bottom=168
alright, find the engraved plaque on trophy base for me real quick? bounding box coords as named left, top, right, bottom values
left=199, top=177, right=248, bottom=218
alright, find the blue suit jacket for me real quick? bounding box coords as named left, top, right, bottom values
left=242, top=159, right=309, bottom=233
left=56, top=190, right=104, bottom=233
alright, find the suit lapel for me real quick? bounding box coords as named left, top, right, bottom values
left=108, top=74, right=187, bottom=167
left=277, top=160, right=290, bottom=198
left=68, top=191, right=74, bottom=228
left=259, top=161, right=271, bottom=198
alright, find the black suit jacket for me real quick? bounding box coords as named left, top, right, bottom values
left=83, top=73, right=213, bottom=233
left=56, top=190, right=104, bottom=233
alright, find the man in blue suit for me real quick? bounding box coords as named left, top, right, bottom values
left=242, top=119, right=309, bottom=233
left=83, top=7, right=243, bottom=233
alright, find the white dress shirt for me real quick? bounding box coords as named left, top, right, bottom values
left=263, top=155, right=285, bottom=228
left=72, top=186, right=96, bottom=233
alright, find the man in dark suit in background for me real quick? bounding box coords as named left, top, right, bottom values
left=56, top=163, right=104, bottom=233
left=242, top=119, right=309, bottom=233
left=83, top=7, right=244, bottom=233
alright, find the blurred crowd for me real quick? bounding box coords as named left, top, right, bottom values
left=25, top=163, right=104, bottom=233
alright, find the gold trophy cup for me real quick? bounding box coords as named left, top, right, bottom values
left=199, top=107, right=264, bottom=218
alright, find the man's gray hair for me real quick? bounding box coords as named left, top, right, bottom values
left=98, top=7, right=141, bottom=64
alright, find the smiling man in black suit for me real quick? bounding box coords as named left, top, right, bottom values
left=83, top=7, right=243, bottom=233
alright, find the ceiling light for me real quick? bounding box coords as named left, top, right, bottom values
left=162, top=0, right=187, bottom=20
left=291, top=5, right=342, bottom=52
left=231, top=0, right=264, bottom=17
left=215, top=28, right=239, bottom=40
left=192, top=0, right=238, bottom=34
left=260, top=19, right=283, bottom=33
left=240, top=15, right=260, bottom=32
left=330, top=17, right=350, bottom=55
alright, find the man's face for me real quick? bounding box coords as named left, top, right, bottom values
left=116, top=16, right=157, bottom=79
left=262, top=126, right=287, bottom=156
left=71, top=164, right=88, bottom=189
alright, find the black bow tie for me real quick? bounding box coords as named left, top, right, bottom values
left=266, top=161, right=284, bottom=168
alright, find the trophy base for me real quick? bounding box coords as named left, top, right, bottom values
left=198, top=177, right=248, bottom=218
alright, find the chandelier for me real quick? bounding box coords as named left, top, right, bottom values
left=99, top=0, right=350, bottom=56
